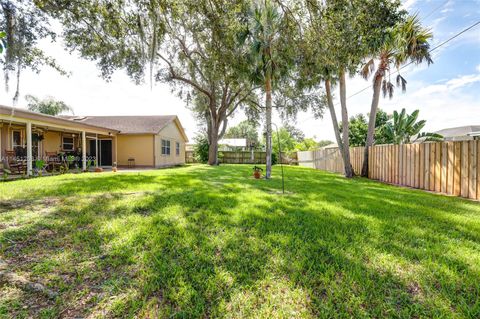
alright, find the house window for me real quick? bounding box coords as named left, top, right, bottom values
left=12, top=130, right=22, bottom=148
left=161, top=139, right=171, bottom=155
left=176, top=142, right=180, bottom=156
left=63, top=136, right=74, bottom=151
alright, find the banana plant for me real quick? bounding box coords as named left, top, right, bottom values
left=383, top=108, right=443, bottom=144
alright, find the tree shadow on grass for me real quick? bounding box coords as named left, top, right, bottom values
left=1, top=165, right=480, bottom=318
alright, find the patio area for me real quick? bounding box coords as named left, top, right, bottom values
left=1, top=107, right=119, bottom=178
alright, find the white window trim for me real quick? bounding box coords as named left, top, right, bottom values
left=175, top=141, right=180, bottom=156
left=11, top=130, right=23, bottom=149
left=62, top=136, right=75, bottom=151
left=161, top=139, right=171, bottom=156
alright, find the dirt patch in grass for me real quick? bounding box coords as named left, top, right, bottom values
left=0, top=197, right=61, bottom=213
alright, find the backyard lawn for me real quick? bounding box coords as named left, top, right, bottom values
left=1, top=165, right=479, bottom=318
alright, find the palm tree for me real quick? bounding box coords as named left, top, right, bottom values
left=361, top=15, right=433, bottom=176
left=383, top=108, right=443, bottom=144
left=239, top=0, right=287, bottom=179
left=25, top=94, right=74, bottom=116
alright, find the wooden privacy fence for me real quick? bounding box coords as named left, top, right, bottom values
left=221, top=151, right=266, bottom=164
left=186, top=150, right=297, bottom=165
left=186, top=151, right=266, bottom=164
left=370, top=141, right=480, bottom=200
left=298, top=141, right=480, bottom=200
left=297, top=147, right=365, bottom=175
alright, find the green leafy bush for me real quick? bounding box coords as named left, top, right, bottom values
left=272, top=152, right=278, bottom=165
left=194, top=135, right=209, bottom=163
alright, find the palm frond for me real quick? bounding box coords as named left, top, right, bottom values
left=386, top=81, right=394, bottom=99
left=396, top=14, right=434, bottom=66
left=360, top=59, right=375, bottom=80
left=396, top=74, right=407, bottom=93
left=382, top=79, right=388, bottom=98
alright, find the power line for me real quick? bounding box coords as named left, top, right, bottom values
left=422, top=0, right=449, bottom=21
left=430, top=20, right=480, bottom=52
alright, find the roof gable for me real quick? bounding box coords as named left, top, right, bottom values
left=163, top=117, right=189, bottom=142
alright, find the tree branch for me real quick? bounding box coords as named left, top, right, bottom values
left=155, top=51, right=213, bottom=99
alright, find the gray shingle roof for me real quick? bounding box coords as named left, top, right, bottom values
left=61, top=115, right=177, bottom=134
left=435, top=125, right=480, bottom=138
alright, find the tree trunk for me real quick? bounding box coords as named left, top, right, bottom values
left=265, top=75, right=273, bottom=179
left=208, top=122, right=219, bottom=165
left=325, top=79, right=345, bottom=160
left=219, top=118, right=228, bottom=140
left=339, top=69, right=354, bottom=178
left=361, top=70, right=384, bottom=177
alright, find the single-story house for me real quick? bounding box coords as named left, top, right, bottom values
left=0, top=105, right=188, bottom=175
left=219, top=138, right=248, bottom=151
left=435, top=125, right=480, bottom=141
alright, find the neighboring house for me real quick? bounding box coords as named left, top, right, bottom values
left=0, top=105, right=188, bottom=174
left=219, top=138, right=248, bottom=151
left=435, top=125, right=480, bottom=141
left=322, top=142, right=338, bottom=149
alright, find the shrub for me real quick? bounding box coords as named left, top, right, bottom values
left=194, top=135, right=209, bottom=163
left=272, top=152, right=278, bottom=165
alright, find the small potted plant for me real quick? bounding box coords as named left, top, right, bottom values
left=66, top=155, right=75, bottom=171
left=253, top=166, right=263, bottom=179
left=35, top=159, right=46, bottom=177
left=112, top=162, right=118, bottom=172
left=85, top=159, right=93, bottom=172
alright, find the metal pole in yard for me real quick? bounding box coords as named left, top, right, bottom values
left=95, top=134, right=99, bottom=168
left=272, top=123, right=285, bottom=194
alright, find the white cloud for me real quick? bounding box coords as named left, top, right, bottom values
left=413, top=72, right=480, bottom=96
left=402, top=0, right=418, bottom=10
left=446, top=73, right=480, bottom=89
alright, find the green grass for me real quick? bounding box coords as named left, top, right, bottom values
left=0, top=164, right=479, bottom=318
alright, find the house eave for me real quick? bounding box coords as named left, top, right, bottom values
left=0, top=105, right=120, bottom=135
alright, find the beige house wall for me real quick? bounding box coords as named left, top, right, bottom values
left=42, top=131, right=62, bottom=154
left=117, top=134, right=154, bottom=167
left=1, top=110, right=187, bottom=170
left=3, top=129, right=87, bottom=157
left=154, top=121, right=186, bottom=167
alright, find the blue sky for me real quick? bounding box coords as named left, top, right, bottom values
left=0, top=0, right=479, bottom=141
left=410, top=0, right=479, bottom=82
